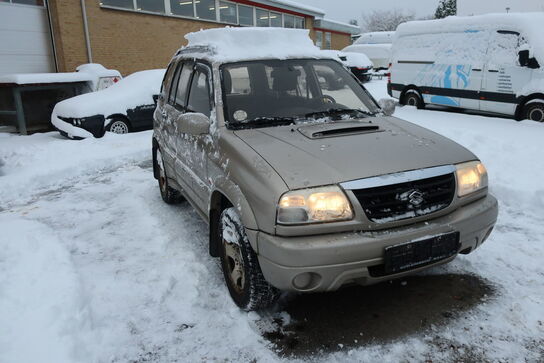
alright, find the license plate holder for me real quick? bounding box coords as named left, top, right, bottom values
left=384, top=232, right=460, bottom=275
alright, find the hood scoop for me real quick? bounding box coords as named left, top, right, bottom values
left=298, top=121, right=382, bottom=139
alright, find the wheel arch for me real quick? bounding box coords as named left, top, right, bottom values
left=208, top=183, right=259, bottom=257
left=515, top=93, right=544, bottom=121
left=400, top=85, right=423, bottom=102
left=105, top=113, right=131, bottom=128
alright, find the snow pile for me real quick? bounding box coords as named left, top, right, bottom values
left=395, top=13, right=544, bottom=65
left=355, top=31, right=395, bottom=45
left=0, top=72, right=93, bottom=85
left=52, top=69, right=164, bottom=120
left=0, top=216, right=92, bottom=363
left=183, top=27, right=324, bottom=62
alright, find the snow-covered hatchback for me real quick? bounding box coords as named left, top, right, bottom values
left=153, top=28, right=498, bottom=311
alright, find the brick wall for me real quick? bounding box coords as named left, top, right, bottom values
left=330, top=32, right=352, bottom=51
left=49, top=1, right=317, bottom=75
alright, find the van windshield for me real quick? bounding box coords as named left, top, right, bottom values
left=220, top=59, right=378, bottom=129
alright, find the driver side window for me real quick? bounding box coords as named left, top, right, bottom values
left=187, top=67, right=212, bottom=117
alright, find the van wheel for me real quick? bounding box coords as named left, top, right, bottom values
left=524, top=102, right=544, bottom=122
left=106, top=118, right=130, bottom=134
left=219, top=208, right=279, bottom=311
left=402, top=90, right=425, bottom=109
left=155, top=148, right=183, bottom=204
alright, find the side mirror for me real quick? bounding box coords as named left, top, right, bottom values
left=379, top=98, right=396, bottom=116
left=519, top=49, right=530, bottom=67
left=176, top=113, right=210, bottom=135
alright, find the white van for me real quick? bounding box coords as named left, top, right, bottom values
left=389, top=13, right=544, bottom=122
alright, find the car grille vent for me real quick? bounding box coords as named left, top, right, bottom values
left=352, top=173, right=456, bottom=223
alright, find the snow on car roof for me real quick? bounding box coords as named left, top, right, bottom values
left=320, top=50, right=373, bottom=68
left=53, top=69, right=165, bottom=119
left=342, top=44, right=392, bottom=59
left=181, top=27, right=325, bottom=63
left=396, top=13, right=544, bottom=63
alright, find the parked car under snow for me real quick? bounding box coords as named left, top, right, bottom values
left=321, top=50, right=374, bottom=83
left=52, top=69, right=165, bottom=139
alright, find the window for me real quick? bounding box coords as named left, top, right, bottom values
left=161, top=61, right=177, bottom=96
left=175, top=64, right=194, bottom=108
left=100, top=0, right=133, bottom=9
left=489, top=31, right=520, bottom=66
left=294, top=17, right=305, bottom=29
left=219, top=1, right=237, bottom=24
left=284, top=15, right=294, bottom=28
left=9, top=0, right=45, bottom=5
left=195, top=0, right=216, bottom=20
left=170, top=0, right=194, bottom=16
left=256, top=9, right=269, bottom=27
left=169, top=63, right=183, bottom=104
left=315, top=31, right=323, bottom=49
left=223, top=66, right=251, bottom=95
left=136, top=0, right=164, bottom=12
left=270, top=11, right=282, bottom=27
left=325, top=32, right=332, bottom=50
left=238, top=4, right=253, bottom=26
left=188, top=68, right=211, bottom=117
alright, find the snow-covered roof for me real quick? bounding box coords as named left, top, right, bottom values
left=314, top=18, right=361, bottom=35
left=396, top=13, right=544, bottom=63
left=53, top=69, right=165, bottom=119
left=355, top=31, right=395, bottom=45
left=0, top=72, right=93, bottom=86
left=181, top=27, right=325, bottom=63
left=252, top=0, right=324, bottom=17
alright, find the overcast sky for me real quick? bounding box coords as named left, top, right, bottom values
left=291, top=0, right=441, bottom=24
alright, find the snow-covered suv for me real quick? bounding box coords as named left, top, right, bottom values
left=152, top=28, right=498, bottom=311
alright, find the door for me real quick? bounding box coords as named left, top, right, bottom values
left=184, top=63, right=213, bottom=211
left=480, top=30, right=533, bottom=115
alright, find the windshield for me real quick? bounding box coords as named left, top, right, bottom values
left=220, top=59, right=379, bottom=129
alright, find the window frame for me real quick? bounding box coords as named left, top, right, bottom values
left=186, top=63, right=214, bottom=116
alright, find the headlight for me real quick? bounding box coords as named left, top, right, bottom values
left=277, top=186, right=353, bottom=225
left=455, top=161, right=488, bottom=197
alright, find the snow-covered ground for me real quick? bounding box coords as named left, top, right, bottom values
left=1, top=79, right=543, bottom=362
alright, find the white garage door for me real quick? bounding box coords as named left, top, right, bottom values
left=0, top=1, right=55, bottom=75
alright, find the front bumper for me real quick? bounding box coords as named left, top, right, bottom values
left=51, top=114, right=105, bottom=139
left=256, top=194, right=498, bottom=292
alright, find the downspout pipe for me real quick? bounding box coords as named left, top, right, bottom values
left=45, top=0, right=59, bottom=72
left=80, top=0, right=93, bottom=63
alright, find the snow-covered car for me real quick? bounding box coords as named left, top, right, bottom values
left=390, top=13, right=544, bottom=122
left=343, top=43, right=392, bottom=71
left=52, top=69, right=165, bottom=139
left=152, top=27, right=498, bottom=311
left=355, top=31, right=395, bottom=45
left=321, top=50, right=374, bottom=82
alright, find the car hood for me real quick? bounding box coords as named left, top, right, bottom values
left=234, top=117, right=476, bottom=190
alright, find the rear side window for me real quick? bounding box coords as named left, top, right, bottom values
left=161, top=61, right=176, bottom=96
left=187, top=67, right=212, bottom=117
left=174, top=63, right=194, bottom=109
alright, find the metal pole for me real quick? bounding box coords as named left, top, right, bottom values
left=80, top=0, right=93, bottom=63
left=45, top=0, right=59, bottom=72
left=13, top=88, right=27, bottom=135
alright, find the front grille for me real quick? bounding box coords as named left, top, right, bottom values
left=352, top=173, right=456, bottom=223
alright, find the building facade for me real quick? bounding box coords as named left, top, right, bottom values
left=0, top=0, right=359, bottom=76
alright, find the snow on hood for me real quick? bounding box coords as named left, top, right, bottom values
left=53, top=69, right=165, bottom=119
left=395, top=13, right=544, bottom=65
left=183, top=27, right=324, bottom=63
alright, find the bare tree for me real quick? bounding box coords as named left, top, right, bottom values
left=362, top=9, right=415, bottom=32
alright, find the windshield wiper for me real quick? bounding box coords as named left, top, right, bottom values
left=228, top=117, right=296, bottom=130
left=303, top=108, right=371, bottom=120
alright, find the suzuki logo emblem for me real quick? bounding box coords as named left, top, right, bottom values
left=398, top=189, right=425, bottom=207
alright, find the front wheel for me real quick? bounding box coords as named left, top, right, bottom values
left=402, top=90, right=425, bottom=109
left=155, top=148, right=183, bottom=204
left=219, top=208, right=279, bottom=311
left=524, top=102, right=544, bottom=122
left=106, top=118, right=130, bottom=134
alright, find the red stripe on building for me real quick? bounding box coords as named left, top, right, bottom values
left=229, top=0, right=313, bottom=18
left=314, top=27, right=352, bottom=36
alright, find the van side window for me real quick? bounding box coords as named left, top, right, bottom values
left=187, top=67, right=212, bottom=117
left=174, top=63, right=194, bottom=109
left=488, top=32, right=519, bottom=66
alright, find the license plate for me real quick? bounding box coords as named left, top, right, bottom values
left=384, top=232, right=460, bottom=274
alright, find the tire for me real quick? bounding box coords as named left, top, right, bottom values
left=402, top=90, right=425, bottom=109
left=524, top=102, right=544, bottom=122
left=219, top=208, right=279, bottom=311
left=106, top=118, right=130, bottom=134
left=155, top=148, right=183, bottom=204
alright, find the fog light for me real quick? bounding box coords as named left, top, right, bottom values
left=292, top=272, right=322, bottom=290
